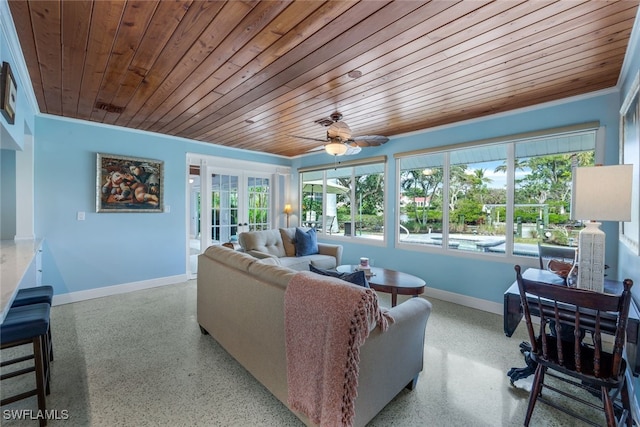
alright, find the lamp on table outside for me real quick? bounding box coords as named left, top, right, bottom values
left=570, top=164, right=632, bottom=292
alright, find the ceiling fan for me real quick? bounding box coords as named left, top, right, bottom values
left=292, top=112, right=389, bottom=156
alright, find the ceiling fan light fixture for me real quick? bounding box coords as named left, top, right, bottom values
left=325, top=141, right=348, bottom=156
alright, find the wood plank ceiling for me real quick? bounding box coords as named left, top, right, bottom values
left=8, top=0, right=639, bottom=157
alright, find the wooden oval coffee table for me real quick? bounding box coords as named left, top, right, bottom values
left=336, top=265, right=426, bottom=307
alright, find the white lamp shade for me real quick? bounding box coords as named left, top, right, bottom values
left=325, top=141, right=348, bottom=156
left=571, top=164, right=633, bottom=222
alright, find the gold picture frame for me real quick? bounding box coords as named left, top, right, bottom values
left=0, top=61, right=17, bottom=124
left=96, top=153, right=164, bottom=213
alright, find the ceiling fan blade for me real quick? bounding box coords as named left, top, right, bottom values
left=350, top=135, right=389, bottom=147
left=306, top=145, right=325, bottom=153
left=288, top=134, right=327, bottom=143
left=344, top=144, right=362, bottom=155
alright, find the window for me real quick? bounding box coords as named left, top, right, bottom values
left=448, top=145, right=508, bottom=252
left=300, top=157, right=386, bottom=240
left=513, top=133, right=595, bottom=253
left=398, top=153, right=444, bottom=243
left=397, top=126, right=597, bottom=258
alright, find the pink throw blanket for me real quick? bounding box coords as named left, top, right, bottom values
left=285, top=271, right=393, bottom=426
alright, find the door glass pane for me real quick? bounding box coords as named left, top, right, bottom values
left=211, top=173, right=239, bottom=244
left=248, top=176, right=270, bottom=231
left=189, top=166, right=201, bottom=276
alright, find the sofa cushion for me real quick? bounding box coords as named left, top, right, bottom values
left=308, top=254, right=338, bottom=270
left=257, top=257, right=281, bottom=266
left=239, top=229, right=286, bottom=258
left=295, top=227, right=318, bottom=257
left=279, top=227, right=297, bottom=257
left=309, top=264, right=370, bottom=288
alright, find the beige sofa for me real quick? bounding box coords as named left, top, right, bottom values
left=237, top=227, right=342, bottom=271
left=197, top=245, right=432, bottom=427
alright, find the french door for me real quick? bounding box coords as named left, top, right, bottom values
left=207, top=169, right=272, bottom=243
left=188, top=164, right=273, bottom=277
left=187, top=154, right=290, bottom=278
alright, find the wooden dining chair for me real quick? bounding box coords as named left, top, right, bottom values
left=514, top=265, right=634, bottom=427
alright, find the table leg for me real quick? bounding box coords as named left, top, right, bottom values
left=391, top=289, right=398, bottom=307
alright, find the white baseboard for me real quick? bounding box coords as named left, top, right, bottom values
left=51, top=274, right=189, bottom=306
left=423, top=287, right=503, bottom=315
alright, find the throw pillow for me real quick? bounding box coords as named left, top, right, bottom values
left=279, top=227, right=297, bottom=257
left=295, top=227, right=318, bottom=257
left=309, top=264, right=370, bottom=288
left=340, top=270, right=370, bottom=288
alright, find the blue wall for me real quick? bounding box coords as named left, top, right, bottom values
left=34, top=116, right=289, bottom=295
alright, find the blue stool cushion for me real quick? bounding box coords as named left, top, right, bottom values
left=12, top=285, right=54, bottom=307
left=1, top=303, right=50, bottom=344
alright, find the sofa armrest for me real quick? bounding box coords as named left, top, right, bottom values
left=317, top=243, right=343, bottom=266
left=353, top=297, right=432, bottom=426
left=246, top=250, right=279, bottom=260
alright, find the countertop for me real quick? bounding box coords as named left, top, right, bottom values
left=0, top=239, right=42, bottom=323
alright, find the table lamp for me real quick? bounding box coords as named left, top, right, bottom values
left=570, top=164, right=632, bottom=292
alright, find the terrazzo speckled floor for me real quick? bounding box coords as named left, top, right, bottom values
left=0, top=280, right=618, bottom=426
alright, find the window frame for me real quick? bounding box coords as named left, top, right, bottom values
left=394, top=123, right=603, bottom=262
left=298, top=156, right=387, bottom=246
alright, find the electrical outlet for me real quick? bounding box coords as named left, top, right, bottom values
left=77, top=211, right=85, bottom=221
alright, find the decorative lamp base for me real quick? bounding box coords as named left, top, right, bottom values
left=576, top=221, right=605, bottom=292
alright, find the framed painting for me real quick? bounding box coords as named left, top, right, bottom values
left=96, top=153, right=164, bottom=213
left=0, top=61, right=17, bottom=124
left=620, top=71, right=640, bottom=255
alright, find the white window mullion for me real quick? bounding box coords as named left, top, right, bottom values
left=442, top=152, right=450, bottom=249
left=505, top=143, right=515, bottom=257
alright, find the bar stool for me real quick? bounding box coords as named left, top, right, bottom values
left=11, top=286, right=54, bottom=307
left=11, top=286, right=54, bottom=363
left=1, top=303, right=51, bottom=427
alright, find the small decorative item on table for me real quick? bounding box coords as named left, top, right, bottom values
left=357, top=257, right=373, bottom=277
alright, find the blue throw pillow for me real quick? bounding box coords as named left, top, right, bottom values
left=295, top=227, right=318, bottom=257
left=309, top=264, right=370, bottom=288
